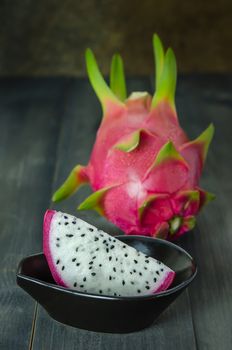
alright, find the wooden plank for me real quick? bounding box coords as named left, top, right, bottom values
left=0, top=78, right=70, bottom=349
left=31, top=77, right=196, bottom=350
left=176, top=74, right=232, bottom=350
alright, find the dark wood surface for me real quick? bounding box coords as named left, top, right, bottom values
left=0, top=75, right=231, bottom=349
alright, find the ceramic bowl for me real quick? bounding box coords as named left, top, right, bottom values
left=17, top=236, right=197, bottom=333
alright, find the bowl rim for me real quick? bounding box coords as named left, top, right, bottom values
left=17, top=236, right=197, bottom=301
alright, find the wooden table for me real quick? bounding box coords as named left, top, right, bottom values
left=0, top=76, right=231, bottom=349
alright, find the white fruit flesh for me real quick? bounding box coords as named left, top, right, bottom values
left=44, top=210, right=175, bottom=297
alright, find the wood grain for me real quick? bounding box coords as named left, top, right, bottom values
left=0, top=75, right=231, bottom=349
left=176, top=75, right=232, bottom=350
left=0, top=78, right=68, bottom=349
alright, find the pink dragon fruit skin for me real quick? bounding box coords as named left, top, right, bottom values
left=52, top=34, right=215, bottom=240
left=43, top=210, right=175, bottom=296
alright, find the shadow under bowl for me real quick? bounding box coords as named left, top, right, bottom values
left=17, top=236, right=197, bottom=333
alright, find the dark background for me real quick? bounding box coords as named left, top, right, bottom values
left=1, top=2, right=232, bottom=349
left=0, top=0, right=231, bottom=76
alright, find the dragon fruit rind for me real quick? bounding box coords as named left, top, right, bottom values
left=52, top=34, right=215, bottom=240
left=44, top=210, right=175, bottom=296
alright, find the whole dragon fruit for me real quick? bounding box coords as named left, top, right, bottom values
left=52, top=34, right=215, bottom=240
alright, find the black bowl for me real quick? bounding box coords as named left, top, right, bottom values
left=17, top=236, right=197, bottom=333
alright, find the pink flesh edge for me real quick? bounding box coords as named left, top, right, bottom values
left=153, top=271, right=175, bottom=293
left=43, top=209, right=67, bottom=287
left=43, top=209, right=175, bottom=295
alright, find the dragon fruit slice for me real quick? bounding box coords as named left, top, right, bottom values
left=52, top=34, right=215, bottom=239
left=43, top=210, right=175, bottom=296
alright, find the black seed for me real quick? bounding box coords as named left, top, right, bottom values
left=116, top=258, right=118, bottom=261
left=145, top=255, right=149, bottom=258
left=103, top=240, right=107, bottom=244
left=131, top=281, right=134, bottom=285
left=145, top=260, right=149, bottom=263
left=72, top=221, right=76, bottom=224
left=123, top=245, right=126, bottom=248
left=106, top=243, right=109, bottom=247
left=56, top=259, right=60, bottom=264
left=64, top=215, right=68, bottom=219
left=157, top=261, right=161, bottom=265
left=81, top=234, right=85, bottom=237
left=89, top=266, right=93, bottom=270
left=100, top=233, right=104, bottom=237
left=83, top=277, right=86, bottom=282
left=139, top=272, right=143, bottom=276
left=76, top=263, right=80, bottom=266
left=92, top=256, right=96, bottom=259
left=146, top=281, right=149, bottom=284
left=73, top=282, right=77, bottom=287
left=146, top=286, right=150, bottom=290
left=109, top=237, right=112, bottom=241
left=76, top=247, right=79, bottom=252
left=113, top=267, right=116, bottom=272
left=156, top=271, right=160, bottom=275
left=99, top=290, right=102, bottom=294
left=133, top=269, right=136, bottom=273
left=106, top=248, right=109, bottom=253
left=144, top=267, right=148, bottom=270
left=77, top=227, right=80, bottom=230
left=99, top=264, right=102, bottom=267
left=56, top=237, right=60, bottom=241
left=122, top=280, right=125, bottom=285
left=109, top=276, right=112, bottom=280
left=66, top=234, right=74, bottom=238
left=109, top=256, right=112, bottom=261
left=96, top=248, right=99, bottom=251
left=94, top=237, right=99, bottom=241
left=62, top=266, right=65, bottom=270
left=114, top=293, right=117, bottom=296
left=121, top=269, right=124, bottom=273
left=56, top=244, right=60, bottom=247
left=89, top=228, right=94, bottom=232
left=153, top=277, right=157, bottom=282
left=130, top=272, right=133, bottom=275
left=134, top=260, right=138, bottom=264
left=89, top=261, right=93, bottom=265
left=137, top=289, right=141, bottom=293
left=161, top=268, right=164, bottom=272
left=113, top=239, right=116, bottom=243
left=72, top=258, right=76, bottom=262
left=124, top=254, right=128, bottom=257
left=91, top=273, right=96, bottom=276
left=65, top=222, right=69, bottom=226
left=80, top=285, right=84, bottom=288
left=58, top=222, right=61, bottom=225
left=110, top=245, right=115, bottom=249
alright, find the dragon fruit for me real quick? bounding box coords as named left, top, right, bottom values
left=52, top=34, right=215, bottom=239
left=44, top=210, right=175, bottom=296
